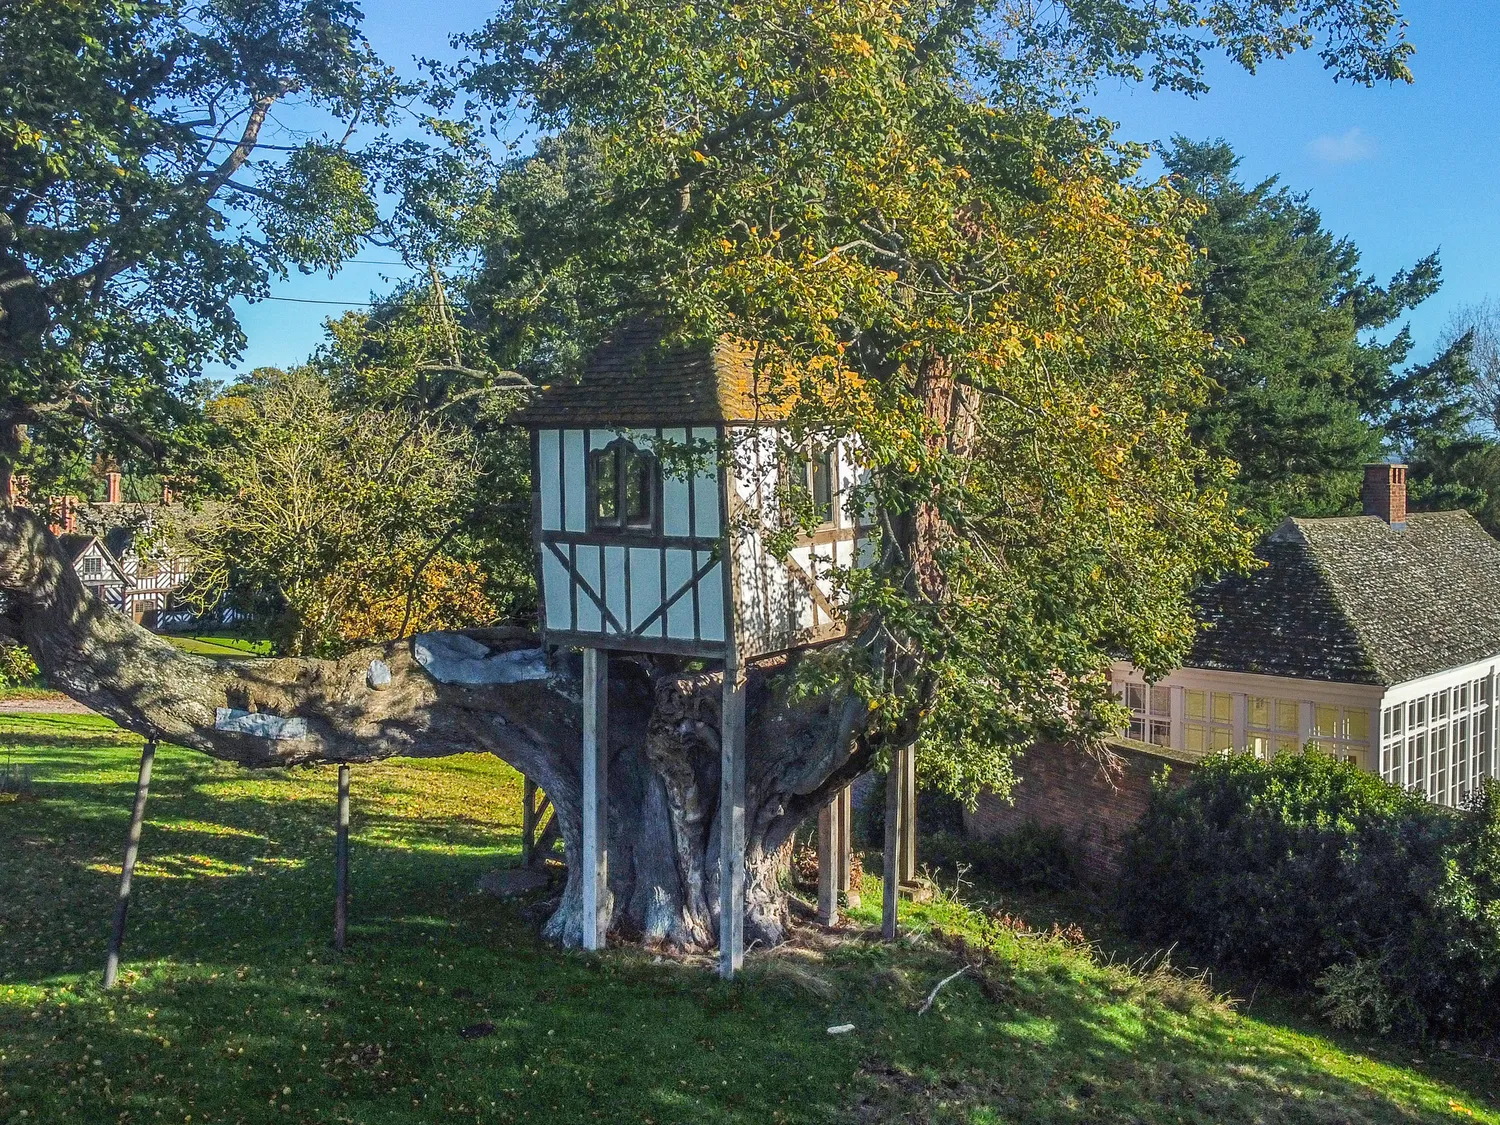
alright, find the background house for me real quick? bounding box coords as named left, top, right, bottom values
left=1113, top=463, right=1500, bottom=807
left=50, top=473, right=194, bottom=624
left=58, top=532, right=129, bottom=611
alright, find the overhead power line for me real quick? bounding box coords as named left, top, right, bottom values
left=260, top=295, right=467, bottom=308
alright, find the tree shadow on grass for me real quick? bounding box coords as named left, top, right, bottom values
left=3, top=736, right=1498, bottom=1124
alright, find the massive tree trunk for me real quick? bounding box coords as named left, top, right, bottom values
left=0, top=507, right=868, bottom=950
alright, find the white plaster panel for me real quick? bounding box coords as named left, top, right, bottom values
left=691, top=427, right=721, bottom=539
left=604, top=545, right=628, bottom=633
left=630, top=547, right=663, bottom=638
left=563, top=429, right=587, bottom=532
left=538, top=428, right=561, bottom=531
left=697, top=553, right=726, bottom=642
left=661, top=427, right=692, bottom=538
left=575, top=545, right=602, bottom=633
left=542, top=548, right=571, bottom=630
left=664, top=549, right=696, bottom=640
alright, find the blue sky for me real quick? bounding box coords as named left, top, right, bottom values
left=224, top=0, right=1499, bottom=377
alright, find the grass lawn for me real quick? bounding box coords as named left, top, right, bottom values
left=162, top=636, right=273, bottom=658
left=1, top=714, right=1498, bottom=1124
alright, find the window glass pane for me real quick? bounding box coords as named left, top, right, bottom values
left=1382, top=708, right=1392, bottom=737
left=1185, top=690, right=1206, bottom=721
left=623, top=447, right=654, bottom=527
left=1150, top=686, right=1171, bottom=716
left=1149, top=720, right=1171, bottom=747
left=1184, top=724, right=1207, bottom=753
left=595, top=449, right=617, bottom=523
left=1276, top=701, right=1300, bottom=732
left=1248, top=697, right=1271, bottom=729
left=1416, top=699, right=1427, bottom=726
left=1314, top=705, right=1338, bottom=738
left=1276, top=736, right=1300, bottom=756
left=1125, top=684, right=1146, bottom=713
left=1248, top=733, right=1270, bottom=759
left=1209, top=727, right=1233, bottom=752
left=1458, top=685, right=1470, bottom=711
left=1212, top=693, right=1233, bottom=724
left=1128, top=718, right=1146, bottom=741
left=809, top=447, right=834, bottom=523
left=1435, top=691, right=1449, bottom=720
left=1346, top=710, right=1369, bottom=741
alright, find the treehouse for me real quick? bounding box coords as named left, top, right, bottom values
left=517, top=321, right=873, bottom=974
left=519, top=322, right=872, bottom=659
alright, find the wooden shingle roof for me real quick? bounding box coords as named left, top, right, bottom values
left=514, top=321, right=788, bottom=427
left=1189, top=511, right=1500, bottom=687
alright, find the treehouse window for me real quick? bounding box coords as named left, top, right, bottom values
left=80, top=555, right=102, bottom=578
left=590, top=439, right=657, bottom=532
left=789, top=444, right=836, bottom=526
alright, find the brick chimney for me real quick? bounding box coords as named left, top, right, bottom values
left=106, top=471, right=122, bottom=504
left=47, top=495, right=78, bottom=535
left=1363, top=462, right=1407, bottom=528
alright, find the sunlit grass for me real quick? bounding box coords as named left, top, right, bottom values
left=1, top=712, right=1498, bottom=1124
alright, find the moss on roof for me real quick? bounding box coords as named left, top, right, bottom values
left=1190, top=511, right=1500, bottom=687
left=513, top=320, right=789, bottom=427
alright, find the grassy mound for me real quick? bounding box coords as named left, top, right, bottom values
left=0, top=713, right=1496, bottom=1124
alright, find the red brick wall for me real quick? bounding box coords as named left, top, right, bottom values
left=963, top=739, right=1198, bottom=882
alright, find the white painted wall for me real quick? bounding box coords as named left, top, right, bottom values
left=724, top=425, right=870, bottom=658
left=1114, top=655, right=1500, bottom=808
left=536, top=425, right=725, bottom=646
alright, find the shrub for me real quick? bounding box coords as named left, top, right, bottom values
left=923, top=825, right=1077, bottom=892
left=1120, top=751, right=1500, bottom=1040
left=0, top=643, right=41, bottom=690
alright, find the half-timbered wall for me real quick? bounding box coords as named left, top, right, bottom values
left=535, top=426, right=728, bottom=655
left=726, top=426, right=872, bottom=659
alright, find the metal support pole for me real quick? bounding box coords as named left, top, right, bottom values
left=837, top=784, right=858, bottom=908
left=581, top=648, right=609, bottom=951
left=899, top=745, right=917, bottom=885
left=816, top=793, right=838, bottom=926
left=719, top=658, right=747, bottom=978
left=521, top=776, right=537, bottom=867
left=104, top=739, right=157, bottom=988
left=881, top=756, right=904, bottom=942
left=334, top=763, right=350, bottom=951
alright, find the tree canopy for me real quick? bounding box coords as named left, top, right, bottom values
left=0, top=0, right=475, bottom=495
left=1163, top=137, right=1481, bottom=527
left=445, top=0, right=1422, bottom=797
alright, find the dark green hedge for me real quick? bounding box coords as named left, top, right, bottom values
left=1120, top=752, right=1500, bottom=1039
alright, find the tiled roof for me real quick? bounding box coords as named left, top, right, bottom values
left=1189, top=511, right=1500, bottom=687
left=513, top=320, right=788, bottom=427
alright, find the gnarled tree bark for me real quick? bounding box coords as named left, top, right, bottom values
left=0, top=508, right=871, bottom=950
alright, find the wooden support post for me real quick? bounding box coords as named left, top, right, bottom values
left=580, top=648, right=609, bottom=951
left=104, top=739, right=156, bottom=988
left=334, top=763, right=350, bottom=952
left=816, top=793, right=838, bottom=926
left=521, top=776, right=538, bottom=867
left=882, top=755, right=904, bottom=942
left=719, top=658, right=747, bottom=978
left=899, top=744, right=917, bottom=885
left=837, top=784, right=858, bottom=908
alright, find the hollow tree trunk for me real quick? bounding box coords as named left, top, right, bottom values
left=0, top=507, right=868, bottom=950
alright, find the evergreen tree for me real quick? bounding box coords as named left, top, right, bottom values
left=1164, top=138, right=1476, bottom=527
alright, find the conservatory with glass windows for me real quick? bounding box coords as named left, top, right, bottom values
left=1112, top=463, right=1500, bottom=808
